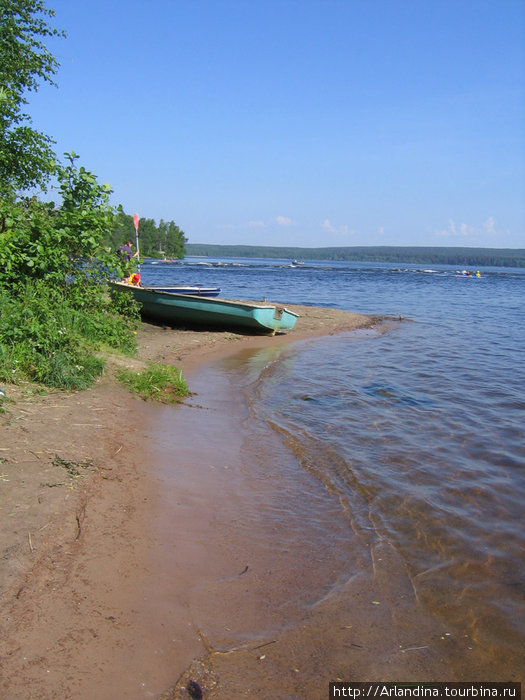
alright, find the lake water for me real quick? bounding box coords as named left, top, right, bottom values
left=141, top=257, right=524, bottom=683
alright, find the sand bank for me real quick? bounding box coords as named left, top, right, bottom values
left=0, top=305, right=387, bottom=698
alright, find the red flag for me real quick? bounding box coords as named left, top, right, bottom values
left=133, top=213, right=139, bottom=232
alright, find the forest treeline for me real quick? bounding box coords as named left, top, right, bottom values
left=185, top=244, right=525, bottom=268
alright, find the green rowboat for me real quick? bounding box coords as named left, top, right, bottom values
left=110, top=282, right=299, bottom=335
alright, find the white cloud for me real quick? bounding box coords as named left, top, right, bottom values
left=321, top=219, right=356, bottom=237
left=248, top=220, right=265, bottom=228
left=436, top=219, right=456, bottom=237
left=436, top=217, right=504, bottom=242
left=276, top=215, right=296, bottom=226
left=483, top=217, right=497, bottom=235
left=460, top=222, right=475, bottom=237
left=437, top=218, right=475, bottom=238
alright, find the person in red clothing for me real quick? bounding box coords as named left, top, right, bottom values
left=126, top=272, right=140, bottom=285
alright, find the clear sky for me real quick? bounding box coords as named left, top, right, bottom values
left=29, top=0, right=525, bottom=248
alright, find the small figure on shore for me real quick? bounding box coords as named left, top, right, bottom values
left=118, top=240, right=139, bottom=261
left=118, top=240, right=140, bottom=282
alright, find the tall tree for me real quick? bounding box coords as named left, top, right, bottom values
left=164, top=220, right=187, bottom=258
left=0, top=0, right=64, bottom=195
left=108, top=212, right=187, bottom=259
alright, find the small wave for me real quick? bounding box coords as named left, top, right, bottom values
left=362, top=383, right=436, bottom=407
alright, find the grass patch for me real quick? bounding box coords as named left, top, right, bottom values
left=52, top=454, right=97, bottom=482
left=116, top=363, right=190, bottom=403
left=0, top=280, right=139, bottom=390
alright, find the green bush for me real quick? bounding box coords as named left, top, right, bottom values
left=0, top=151, right=144, bottom=391
left=0, top=155, right=131, bottom=292
left=0, top=280, right=139, bottom=390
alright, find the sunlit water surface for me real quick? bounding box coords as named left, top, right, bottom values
left=143, top=258, right=525, bottom=677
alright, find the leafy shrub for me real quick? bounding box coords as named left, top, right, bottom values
left=0, top=150, right=144, bottom=391
left=0, top=280, right=139, bottom=389
left=0, top=154, right=130, bottom=294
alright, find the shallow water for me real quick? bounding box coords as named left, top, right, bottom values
left=251, top=329, right=524, bottom=669
left=144, top=258, right=525, bottom=682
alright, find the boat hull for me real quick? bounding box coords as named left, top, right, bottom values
left=110, top=282, right=298, bottom=334
left=146, top=285, right=221, bottom=297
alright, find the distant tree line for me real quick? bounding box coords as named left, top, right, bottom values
left=185, top=244, right=525, bottom=268
left=107, top=211, right=187, bottom=259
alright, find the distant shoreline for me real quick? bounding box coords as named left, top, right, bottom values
left=185, top=243, right=525, bottom=268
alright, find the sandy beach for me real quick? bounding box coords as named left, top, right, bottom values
left=0, top=304, right=385, bottom=699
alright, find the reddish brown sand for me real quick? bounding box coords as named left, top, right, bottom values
left=0, top=305, right=389, bottom=699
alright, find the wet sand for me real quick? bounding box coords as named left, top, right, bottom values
left=149, top=344, right=518, bottom=698
left=0, top=304, right=389, bottom=699
left=148, top=353, right=452, bottom=699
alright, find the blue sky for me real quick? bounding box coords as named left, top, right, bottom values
left=29, top=0, right=525, bottom=248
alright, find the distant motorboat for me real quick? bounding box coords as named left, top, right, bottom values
left=292, top=260, right=305, bottom=266
left=455, top=270, right=482, bottom=278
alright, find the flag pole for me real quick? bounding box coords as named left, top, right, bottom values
left=133, top=213, right=140, bottom=276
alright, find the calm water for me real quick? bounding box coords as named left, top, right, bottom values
left=142, top=257, right=525, bottom=678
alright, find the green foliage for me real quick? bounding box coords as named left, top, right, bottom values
left=109, top=210, right=187, bottom=259
left=54, top=152, right=129, bottom=289
left=116, top=363, right=189, bottom=403
left=0, top=0, right=65, bottom=195
left=0, top=195, right=57, bottom=282
left=56, top=153, right=114, bottom=255
left=0, top=5, right=145, bottom=395
left=0, top=153, right=131, bottom=295
left=108, top=282, right=142, bottom=321
left=0, top=280, right=139, bottom=389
